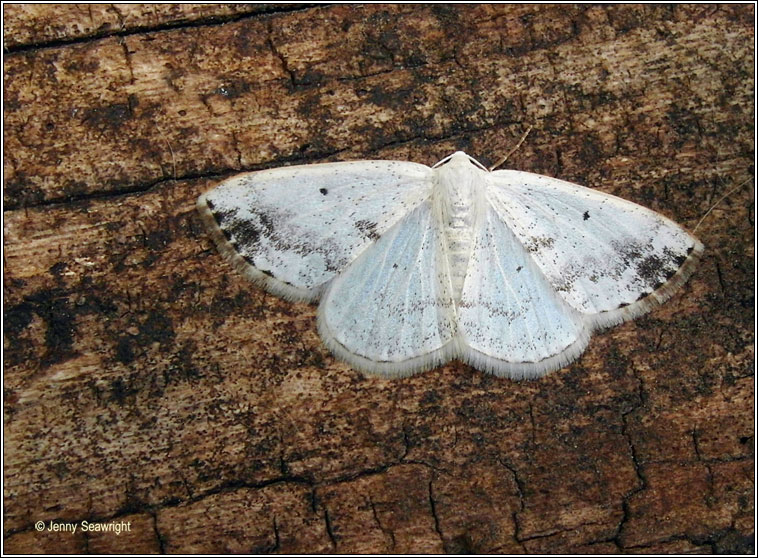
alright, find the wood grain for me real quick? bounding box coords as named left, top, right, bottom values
left=4, top=4, right=753, bottom=554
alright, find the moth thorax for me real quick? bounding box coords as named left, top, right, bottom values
left=434, top=164, right=481, bottom=299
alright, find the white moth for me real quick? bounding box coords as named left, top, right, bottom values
left=197, top=152, right=703, bottom=379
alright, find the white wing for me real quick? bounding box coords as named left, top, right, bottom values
left=487, top=170, right=704, bottom=328
left=317, top=199, right=456, bottom=377
left=458, top=203, right=589, bottom=379
left=197, top=160, right=432, bottom=301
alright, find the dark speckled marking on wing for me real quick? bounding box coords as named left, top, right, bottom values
left=226, top=214, right=262, bottom=251
left=355, top=219, right=380, bottom=241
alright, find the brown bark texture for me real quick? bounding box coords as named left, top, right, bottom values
left=3, top=4, right=754, bottom=554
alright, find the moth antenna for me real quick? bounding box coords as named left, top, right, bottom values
left=693, top=177, right=751, bottom=234
left=489, top=125, right=533, bottom=172
left=466, top=156, right=489, bottom=172
left=431, top=153, right=455, bottom=169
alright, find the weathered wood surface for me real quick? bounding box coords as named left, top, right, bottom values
left=3, top=4, right=754, bottom=554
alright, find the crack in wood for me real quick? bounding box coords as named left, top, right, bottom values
left=497, top=458, right=528, bottom=551
left=612, top=365, right=647, bottom=550
left=4, top=6, right=317, bottom=54
left=368, top=495, right=396, bottom=550
left=427, top=479, right=444, bottom=547
left=323, top=505, right=337, bottom=549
